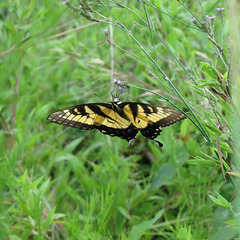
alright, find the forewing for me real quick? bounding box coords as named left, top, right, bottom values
left=47, top=103, right=104, bottom=130
left=121, top=102, right=186, bottom=128
left=47, top=103, right=138, bottom=142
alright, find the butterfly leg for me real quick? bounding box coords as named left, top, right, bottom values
left=128, top=139, right=135, bottom=148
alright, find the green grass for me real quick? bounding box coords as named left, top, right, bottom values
left=1, top=0, right=240, bottom=239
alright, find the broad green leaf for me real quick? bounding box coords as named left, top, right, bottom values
left=118, top=207, right=131, bottom=220
left=188, top=158, right=216, bottom=167
left=150, top=163, right=176, bottom=191
left=8, top=235, right=22, bottom=240
left=219, top=142, right=233, bottom=153
left=209, top=195, right=221, bottom=205
left=209, top=193, right=231, bottom=209
left=44, top=206, right=56, bottom=233
left=200, top=62, right=219, bottom=80
left=204, top=122, right=222, bottom=135
left=64, top=137, right=84, bottom=152
left=216, top=193, right=231, bottom=209
left=128, top=209, right=164, bottom=240
left=39, top=178, right=51, bottom=196
left=223, top=71, right=228, bottom=82
left=30, top=176, right=44, bottom=190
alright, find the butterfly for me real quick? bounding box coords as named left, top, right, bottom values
left=47, top=99, right=186, bottom=147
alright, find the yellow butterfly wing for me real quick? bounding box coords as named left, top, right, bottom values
left=47, top=103, right=138, bottom=142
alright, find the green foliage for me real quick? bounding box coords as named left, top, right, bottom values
left=1, top=0, right=240, bottom=239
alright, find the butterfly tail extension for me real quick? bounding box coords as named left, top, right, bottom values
left=154, top=140, right=163, bottom=147
left=140, top=125, right=163, bottom=146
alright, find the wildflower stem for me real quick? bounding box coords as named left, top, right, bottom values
left=145, top=0, right=204, bottom=32
left=198, top=0, right=205, bottom=19
left=141, top=1, right=157, bottom=61
left=110, top=23, right=114, bottom=92
left=152, top=29, right=198, bottom=85
left=177, top=0, right=202, bottom=25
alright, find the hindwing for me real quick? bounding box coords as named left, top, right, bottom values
left=47, top=103, right=138, bottom=142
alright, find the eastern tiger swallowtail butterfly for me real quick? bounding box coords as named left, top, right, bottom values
left=47, top=98, right=186, bottom=147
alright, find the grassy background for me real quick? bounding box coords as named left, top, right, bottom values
left=1, top=0, right=239, bottom=239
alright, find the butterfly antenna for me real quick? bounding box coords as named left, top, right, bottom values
left=111, top=88, right=115, bottom=99
left=94, top=94, right=108, bottom=103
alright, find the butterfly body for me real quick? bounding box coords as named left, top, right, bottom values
left=47, top=101, right=186, bottom=147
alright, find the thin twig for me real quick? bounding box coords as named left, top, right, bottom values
left=110, top=21, right=114, bottom=93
